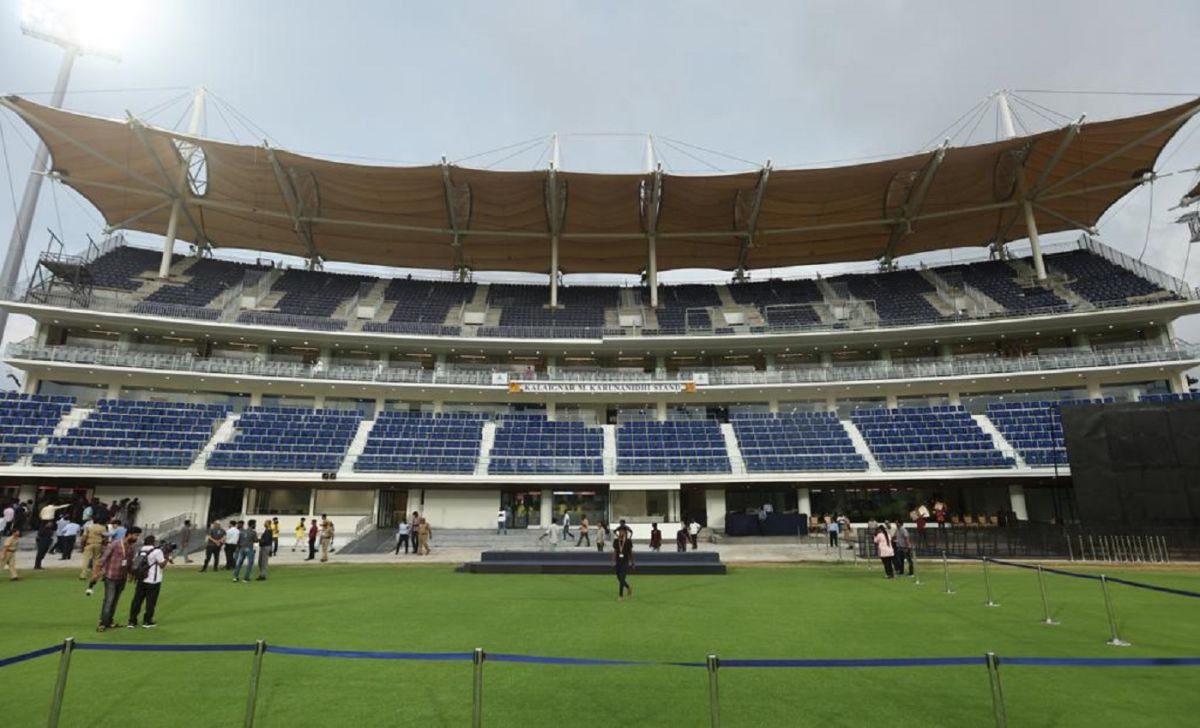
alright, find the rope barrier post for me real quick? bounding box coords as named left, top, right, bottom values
left=472, top=647, right=486, bottom=728
left=985, top=652, right=1008, bottom=728
left=46, top=637, right=74, bottom=728
left=1036, top=566, right=1059, bottom=625
left=983, top=557, right=1000, bottom=607
left=911, top=550, right=921, bottom=585
left=942, top=551, right=954, bottom=594
left=1066, top=534, right=1074, bottom=562
left=243, top=640, right=266, bottom=728
left=1100, top=576, right=1131, bottom=647
left=1161, top=535, right=1170, bottom=565
left=706, top=654, right=720, bottom=728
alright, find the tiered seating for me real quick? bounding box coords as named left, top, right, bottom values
left=355, top=412, right=484, bottom=473
left=488, top=415, right=603, bottom=474
left=0, top=393, right=74, bottom=464
left=851, top=405, right=1013, bottom=470
left=986, top=398, right=1114, bottom=466
left=132, top=258, right=261, bottom=320
left=729, top=279, right=825, bottom=328
left=481, top=285, right=617, bottom=338
left=237, top=269, right=372, bottom=330
left=653, top=285, right=723, bottom=334
left=942, top=261, right=1067, bottom=314
left=1048, top=250, right=1177, bottom=304
left=731, top=412, right=866, bottom=472
left=362, top=278, right=474, bottom=335
left=1141, top=392, right=1200, bottom=402
left=617, top=419, right=731, bottom=474
left=833, top=270, right=943, bottom=324
left=86, top=247, right=164, bottom=290
left=35, top=400, right=226, bottom=469
left=208, top=407, right=361, bottom=471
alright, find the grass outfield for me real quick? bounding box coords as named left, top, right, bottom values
left=1, top=562, right=1198, bottom=727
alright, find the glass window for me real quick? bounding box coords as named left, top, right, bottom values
left=500, top=491, right=541, bottom=528
left=261, top=395, right=316, bottom=409
left=611, top=490, right=670, bottom=524
left=314, top=489, right=374, bottom=515
left=551, top=491, right=608, bottom=527
left=246, top=488, right=311, bottom=516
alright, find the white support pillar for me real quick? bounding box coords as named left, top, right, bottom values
left=34, top=322, right=50, bottom=347
left=250, top=391, right=263, bottom=406
left=116, top=332, right=133, bottom=352
left=1008, top=484, right=1028, bottom=521
left=764, top=353, right=777, bottom=370
left=654, top=355, right=666, bottom=374
left=655, top=400, right=667, bottom=421
left=819, top=351, right=833, bottom=367
left=796, top=487, right=812, bottom=518
left=540, top=491, right=553, bottom=529
left=22, top=376, right=39, bottom=395
left=374, top=397, right=386, bottom=416
left=545, top=401, right=557, bottom=421
left=938, top=343, right=953, bottom=361
left=1071, top=332, right=1091, bottom=349
left=160, top=88, right=207, bottom=278
left=319, top=347, right=333, bottom=367
left=879, top=349, right=892, bottom=364
left=549, top=235, right=559, bottom=308
left=313, top=395, right=326, bottom=408
left=1168, top=372, right=1189, bottom=394
left=948, top=391, right=962, bottom=406
left=768, top=399, right=779, bottom=414
left=105, top=382, right=121, bottom=399
left=825, top=395, right=837, bottom=413
left=1086, top=379, right=1102, bottom=400
left=1023, top=201, right=1048, bottom=281
left=433, top=400, right=444, bottom=414
left=704, top=488, right=726, bottom=531
left=885, top=393, right=898, bottom=408
left=546, top=356, right=558, bottom=376
left=647, top=235, right=659, bottom=308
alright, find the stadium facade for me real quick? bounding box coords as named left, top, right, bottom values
left=1, top=96, right=1198, bottom=540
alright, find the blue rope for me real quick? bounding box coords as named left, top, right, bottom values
left=0, top=645, right=62, bottom=668
left=267, top=645, right=473, bottom=661
left=719, top=657, right=987, bottom=669
left=73, top=643, right=257, bottom=653
left=980, top=557, right=1200, bottom=598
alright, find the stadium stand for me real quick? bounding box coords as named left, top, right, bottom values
left=208, top=407, right=361, bottom=471
left=986, top=398, right=1116, bottom=466
left=132, top=257, right=262, bottom=321
left=481, top=284, right=617, bottom=338
left=35, top=399, right=227, bottom=469
left=731, top=411, right=867, bottom=472
left=1048, top=250, right=1178, bottom=305
left=729, top=278, right=825, bottom=328
left=236, top=269, right=372, bottom=330
left=851, top=405, right=1014, bottom=470
left=941, top=260, right=1068, bottom=314
left=1140, top=392, right=1200, bottom=402
left=85, top=246, right=164, bottom=290
left=0, top=392, right=74, bottom=465
left=354, top=411, right=484, bottom=474
left=617, top=419, right=731, bottom=474
left=362, top=278, right=473, bottom=335
left=488, top=414, right=604, bottom=474
left=832, top=269, right=943, bottom=324
left=652, top=285, right=723, bottom=334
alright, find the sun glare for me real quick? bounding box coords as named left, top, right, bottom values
left=20, top=0, right=142, bottom=58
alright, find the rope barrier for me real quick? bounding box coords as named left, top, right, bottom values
left=73, top=642, right=256, bottom=653
left=267, top=646, right=472, bottom=661
left=0, top=644, right=62, bottom=668
left=972, top=556, right=1200, bottom=599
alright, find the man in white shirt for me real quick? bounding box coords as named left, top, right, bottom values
left=128, top=535, right=168, bottom=629
left=496, top=508, right=507, bottom=536
left=59, top=519, right=81, bottom=560
left=223, top=521, right=240, bottom=571
left=2, top=503, right=14, bottom=535
left=561, top=511, right=572, bottom=541
left=39, top=501, right=69, bottom=524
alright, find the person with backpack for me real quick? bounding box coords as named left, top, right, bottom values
left=233, top=520, right=259, bottom=583
left=96, top=527, right=140, bottom=632
left=256, top=523, right=273, bottom=581
left=127, top=533, right=167, bottom=628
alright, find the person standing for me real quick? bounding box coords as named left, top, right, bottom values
left=688, top=519, right=700, bottom=550
left=270, top=518, right=281, bottom=557
left=892, top=519, right=914, bottom=577
left=873, top=525, right=895, bottom=579
left=1, top=528, right=19, bottom=580
left=561, top=511, right=572, bottom=541
left=576, top=516, right=591, bottom=547
left=179, top=520, right=194, bottom=564
left=201, top=520, right=225, bottom=572
left=292, top=518, right=307, bottom=552
left=223, top=520, right=240, bottom=570
left=537, top=518, right=558, bottom=546
left=394, top=518, right=411, bottom=555
left=319, top=516, right=335, bottom=562
left=496, top=507, right=507, bottom=536
left=827, top=517, right=839, bottom=548
left=97, top=527, right=140, bottom=631
left=1, top=501, right=13, bottom=535
left=596, top=520, right=608, bottom=554
left=80, top=518, right=108, bottom=593
left=128, top=534, right=167, bottom=628
left=613, top=528, right=634, bottom=601
left=676, top=524, right=688, bottom=552
left=416, top=517, right=431, bottom=556
left=649, top=523, right=662, bottom=552
left=34, top=519, right=53, bottom=570
left=233, top=520, right=258, bottom=582
left=256, top=524, right=273, bottom=581
left=305, top=519, right=319, bottom=561
left=59, top=518, right=80, bottom=560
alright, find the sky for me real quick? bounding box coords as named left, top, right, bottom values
left=1, top=0, right=1198, bottom=356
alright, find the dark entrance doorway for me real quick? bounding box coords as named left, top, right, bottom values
left=207, top=486, right=244, bottom=523
left=376, top=489, right=408, bottom=528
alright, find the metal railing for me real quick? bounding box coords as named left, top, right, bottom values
left=7, top=340, right=1198, bottom=388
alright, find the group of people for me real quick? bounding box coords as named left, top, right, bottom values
left=393, top=512, right=432, bottom=555
left=199, top=515, right=338, bottom=577
left=871, top=519, right=916, bottom=579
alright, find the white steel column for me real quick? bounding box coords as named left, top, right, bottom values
left=796, top=487, right=812, bottom=518
left=997, top=91, right=1047, bottom=281
left=1008, top=484, right=1028, bottom=521
left=549, top=235, right=559, bottom=307
left=159, top=87, right=206, bottom=278
left=0, top=49, right=75, bottom=343
left=647, top=235, right=659, bottom=308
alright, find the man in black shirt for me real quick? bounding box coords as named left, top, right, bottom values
left=613, top=530, right=635, bottom=602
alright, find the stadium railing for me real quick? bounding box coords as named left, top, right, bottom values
left=8, top=341, right=1198, bottom=389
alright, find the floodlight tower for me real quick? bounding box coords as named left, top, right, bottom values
left=0, top=0, right=131, bottom=344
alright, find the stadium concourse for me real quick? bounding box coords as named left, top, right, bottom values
left=1, top=96, right=1199, bottom=552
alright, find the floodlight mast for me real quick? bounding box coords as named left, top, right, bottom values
left=0, top=41, right=76, bottom=345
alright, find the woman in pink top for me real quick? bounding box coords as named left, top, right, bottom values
left=873, top=526, right=895, bottom=579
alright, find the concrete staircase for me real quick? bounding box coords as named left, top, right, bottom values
left=339, top=419, right=377, bottom=475
left=476, top=421, right=497, bottom=476
left=840, top=419, right=881, bottom=472
left=972, top=413, right=1026, bottom=469
left=193, top=412, right=240, bottom=471
left=25, top=406, right=85, bottom=464
left=719, top=423, right=746, bottom=475
left=602, top=424, right=617, bottom=476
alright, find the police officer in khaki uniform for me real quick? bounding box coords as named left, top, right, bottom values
left=79, top=519, right=108, bottom=581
